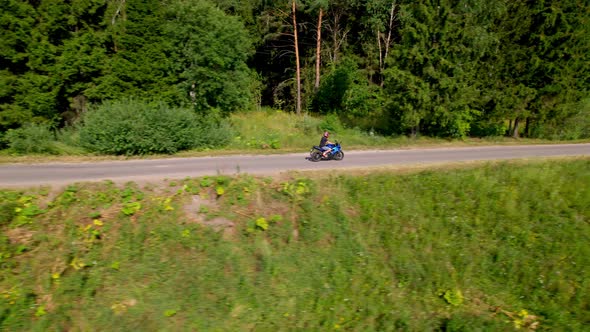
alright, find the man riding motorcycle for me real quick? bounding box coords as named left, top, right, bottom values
left=319, top=131, right=335, bottom=158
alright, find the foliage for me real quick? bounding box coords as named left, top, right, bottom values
left=319, top=113, right=344, bottom=134
left=79, top=99, right=232, bottom=155
left=4, top=123, right=56, bottom=154
left=0, top=191, right=20, bottom=226
left=0, top=0, right=258, bottom=135
left=313, top=60, right=356, bottom=114
left=164, top=0, right=258, bottom=115
left=1, top=0, right=589, bottom=142
left=439, top=289, right=464, bottom=307
left=530, top=98, right=590, bottom=140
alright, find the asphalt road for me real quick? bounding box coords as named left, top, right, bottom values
left=1, top=143, right=589, bottom=188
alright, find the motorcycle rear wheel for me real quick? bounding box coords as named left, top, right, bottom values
left=310, top=151, right=322, bottom=162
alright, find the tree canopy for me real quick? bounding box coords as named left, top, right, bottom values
left=1, top=0, right=589, bottom=139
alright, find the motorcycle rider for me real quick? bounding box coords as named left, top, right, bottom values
left=319, top=131, right=335, bottom=158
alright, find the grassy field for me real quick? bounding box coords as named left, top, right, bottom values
left=0, top=159, right=589, bottom=331
left=2, top=110, right=587, bottom=164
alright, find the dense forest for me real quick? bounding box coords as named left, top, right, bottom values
left=1, top=0, right=589, bottom=141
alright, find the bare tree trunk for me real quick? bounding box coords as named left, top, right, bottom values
left=378, top=1, right=397, bottom=87
left=384, top=1, right=396, bottom=61
left=512, top=118, right=520, bottom=138
left=411, top=122, right=420, bottom=138
left=315, top=8, right=323, bottom=91
left=331, top=14, right=338, bottom=63
left=111, top=0, right=126, bottom=25
left=507, top=119, right=513, bottom=136
left=377, top=30, right=382, bottom=76
left=328, top=9, right=348, bottom=63
left=111, top=0, right=126, bottom=52
left=524, top=117, right=530, bottom=137
left=375, top=30, right=383, bottom=84
left=293, top=0, right=302, bottom=115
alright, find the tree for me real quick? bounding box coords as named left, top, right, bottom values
left=164, top=0, right=258, bottom=114
left=478, top=0, right=590, bottom=138
left=324, top=0, right=353, bottom=64
left=0, top=0, right=53, bottom=130
left=307, top=0, right=329, bottom=90
left=292, top=0, right=302, bottom=115
left=1, top=0, right=109, bottom=129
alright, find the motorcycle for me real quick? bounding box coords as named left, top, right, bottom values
left=308, top=141, right=344, bottom=162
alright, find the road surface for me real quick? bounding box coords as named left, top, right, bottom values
left=1, top=144, right=589, bottom=188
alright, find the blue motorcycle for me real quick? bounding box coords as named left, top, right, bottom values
left=309, top=141, right=344, bottom=162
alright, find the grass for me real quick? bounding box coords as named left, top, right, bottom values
left=1, top=110, right=588, bottom=164
left=0, top=158, right=588, bottom=331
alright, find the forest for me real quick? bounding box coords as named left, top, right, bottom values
left=1, top=0, right=589, bottom=147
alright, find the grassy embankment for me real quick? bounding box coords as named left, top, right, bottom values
left=1, top=158, right=588, bottom=331
left=1, top=110, right=584, bottom=164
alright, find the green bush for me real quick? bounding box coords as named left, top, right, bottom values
left=192, top=110, right=234, bottom=149
left=319, top=113, right=345, bottom=134
left=295, top=115, right=321, bottom=135
left=56, top=124, right=81, bottom=148
left=470, top=119, right=508, bottom=137
left=0, top=131, right=7, bottom=150
left=4, top=123, right=57, bottom=154
left=79, top=99, right=233, bottom=155
left=531, top=99, right=590, bottom=140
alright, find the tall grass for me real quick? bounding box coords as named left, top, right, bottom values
left=2, top=123, right=86, bottom=156
left=0, top=159, right=588, bottom=331
left=207, top=110, right=576, bottom=152
left=228, top=109, right=409, bottom=151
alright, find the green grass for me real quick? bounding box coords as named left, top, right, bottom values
left=224, top=110, right=589, bottom=151
left=0, top=159, right=589, bottom=331
left=226, top=110, right=400, bottom=150
left=2, top=110, right=588, bottom=164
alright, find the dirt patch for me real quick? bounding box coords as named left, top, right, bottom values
left=182, top=195, right=235, bottom=237
left=5, top=227, right=34, bottom=245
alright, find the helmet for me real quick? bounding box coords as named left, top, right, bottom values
left=323, top=131, right=329, bottom=137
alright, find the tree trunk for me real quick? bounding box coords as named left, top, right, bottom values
left=331, top=12, right=339, bottom=63
left=377, top=30, right=382, bottom=76
left=411, top=123, right=420, bottom=138
left=507, top=119, right=513, bottom=136
left=512, top=118, right=520, bottom=138
left=384, top=1, right=396, bottom=61
left=328, top=9, right=348, bottom=63
left=111, top=0, right=126, bottom=52
left=524, top=117, right=530, bottom=137
left=293, top=0, right=301, bottom=115
left=379, top=1, right=397, bottom=87
left=315, top=8, right=323, bottom=91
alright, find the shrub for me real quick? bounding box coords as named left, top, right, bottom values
left=193, top=110, right=234, bottom=149
left=79, top=99, right=233, bottom=155
left=4, top=123, right=57, bottom=154
left=471, top=119, right=508, bottom=137
left=56, top=124, right=81, bottom=147
left=319, top=113, right=345, bottom=134
left=531, top=99, right=590, bottom=140
left=295, top=115, right=321, bottom=135
left=0, top=131, right=7, bottom=150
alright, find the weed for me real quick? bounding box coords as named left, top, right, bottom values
left=121, top=202, right=141, bottom=216
left=439, top=289, right=464, bottom=306
left=255, top=217, right=268, bottom=230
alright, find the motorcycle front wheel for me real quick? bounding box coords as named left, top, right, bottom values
left=333, top=151, right=344, bottom=161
